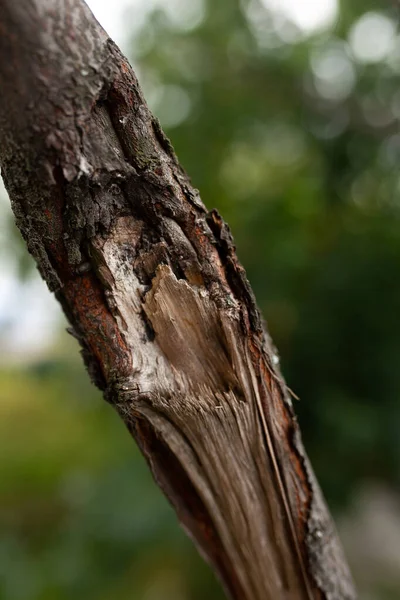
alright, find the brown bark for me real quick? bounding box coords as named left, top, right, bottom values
left=0, top=1, right=356, bottom=599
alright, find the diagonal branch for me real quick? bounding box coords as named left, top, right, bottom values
left=0, top=1, right=356, bottom=598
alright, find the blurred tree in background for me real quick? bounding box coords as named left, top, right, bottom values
left=1, top=0, right=400, bottom=598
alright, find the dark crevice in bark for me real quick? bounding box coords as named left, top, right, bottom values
left=206, top=209, right=263, bottom=335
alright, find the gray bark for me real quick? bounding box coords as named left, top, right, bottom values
left=0, top=1, right=356, bottom=598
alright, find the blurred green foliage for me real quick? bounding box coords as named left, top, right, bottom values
left=133, top=0, right=400, bottom=508
left=2, top=0, right=400, bottom=598
left=0, top=356, right=221, bottom=600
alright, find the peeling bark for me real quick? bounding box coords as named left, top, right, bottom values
left=0, top=1, right=356, bottom=599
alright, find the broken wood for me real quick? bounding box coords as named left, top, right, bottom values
left=0, top=1, right=356, bottom=598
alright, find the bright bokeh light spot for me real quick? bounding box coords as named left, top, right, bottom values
left=361, top=94, right=394, bottom=129
left=311, top=42, right=356, bottom=101
left=262, top=122, right=306, bottom=166
left=386, top=36, right=400, bottom=72
left=379, top=134, right=400, bottom=169
left=155, top=85, right=192, bottom=129
left=349, top=12, right=397, bottom=64
left=261, top=0, right=337, bottom=33
left=158, top=0, right=205, bottom=32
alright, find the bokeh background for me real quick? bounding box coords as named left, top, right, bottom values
left=1, top=0, right=400, bottom=598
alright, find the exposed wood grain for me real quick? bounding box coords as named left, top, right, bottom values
left=0, top=1, right=356, bottom=598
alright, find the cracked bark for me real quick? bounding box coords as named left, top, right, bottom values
left=0, top=1, right=356, bottom=599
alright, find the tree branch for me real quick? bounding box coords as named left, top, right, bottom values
left=0, top=1, right=356, bottom=598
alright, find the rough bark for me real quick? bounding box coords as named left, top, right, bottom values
left=0, top=1, right=356, bottom=599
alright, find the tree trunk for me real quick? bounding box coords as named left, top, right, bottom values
left=0, top=1, right=356, bottom=598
